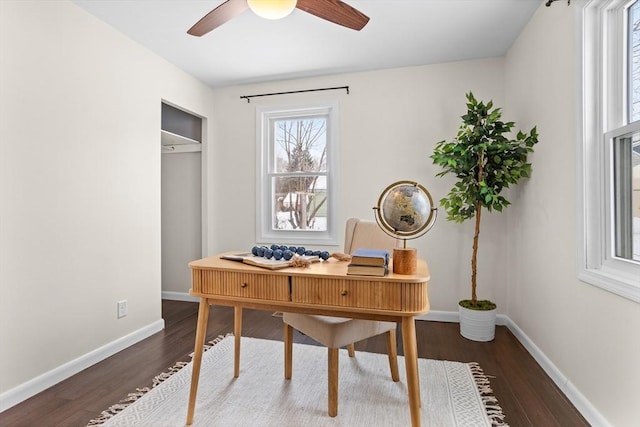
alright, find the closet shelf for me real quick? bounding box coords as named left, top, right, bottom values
left=161, top=129, right=200, bottom=146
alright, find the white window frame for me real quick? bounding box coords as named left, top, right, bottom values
left=578, top=0, right=640, bottom=302
left=255, top=102, right=339, bottom=245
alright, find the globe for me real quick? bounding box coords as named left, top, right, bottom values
left=374, top=180, right=437, bottom=240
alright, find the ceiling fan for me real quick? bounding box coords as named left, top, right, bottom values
left=188, top=0, right=370, bottom=37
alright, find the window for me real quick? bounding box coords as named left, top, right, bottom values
left=579, top=0, right=640, bottom=302
left=255, top=103, right=339, bottom=245
left=609, top=125, right=640, bottom=261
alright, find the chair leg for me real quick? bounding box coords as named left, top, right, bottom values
left=386, top=329, right=400, bottom=382
left=284, top=323, right=293, bottom=380
left=328, top=347, right=339, bottom=417
left=347, top=343, right=355, bottom=357
left=233, top=306, right=242, bottom=378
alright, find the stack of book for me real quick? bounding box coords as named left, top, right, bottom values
left=346, top=248, right=390, bottom=276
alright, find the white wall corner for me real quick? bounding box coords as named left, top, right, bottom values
left=0, top=320, right=165, bottom=412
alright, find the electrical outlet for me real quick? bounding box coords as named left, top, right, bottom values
left=117, top=300, right=128, bottom=318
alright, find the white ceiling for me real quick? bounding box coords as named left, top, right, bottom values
left=72, top=0, right=541, bottom=88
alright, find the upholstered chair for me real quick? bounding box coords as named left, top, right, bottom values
left=283, top=218, right=401, bottom=417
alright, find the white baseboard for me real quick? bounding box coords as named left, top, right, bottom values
left=418, top=311, right=607, bottom=426
left=0, top=319, right=165, bottom=413
left=417, top=310, right=458, bottom=322
left=417, top=310, right=509, bottom=326
left=502, top=317, right=611, bottom=427
left=162, top=291, right=199, bottom=302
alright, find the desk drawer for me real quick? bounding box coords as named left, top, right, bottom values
left=192, top=270, right=289, bottom=301
left=291, top=277, right=404, bottom=310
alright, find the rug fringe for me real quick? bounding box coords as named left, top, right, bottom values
left=86, top=333, right=232, bottom=427
left=468, top=362, right=510, bottom=427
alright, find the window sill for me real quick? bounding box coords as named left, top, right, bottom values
left=578, top=265, right=640, bottom=303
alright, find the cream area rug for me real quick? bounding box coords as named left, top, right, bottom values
left=88, top=335, right=507, bottom=427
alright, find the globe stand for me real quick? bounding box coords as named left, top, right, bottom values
left=393, top=246, right=417, bottom=275
left=373, top=180, right=438, bottom=276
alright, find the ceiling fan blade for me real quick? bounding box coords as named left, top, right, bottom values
left=296, top=0, right=369, bottom=31
left=188, top=0, right=248, bottom=36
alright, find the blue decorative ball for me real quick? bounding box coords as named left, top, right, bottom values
left=283, top=250, right=293, bottom=261
left=264, top=248, right=274, bottom=259
left=312, top=250, right=321, bottom=256
left=288, top=246, right=297, bottom=253
left=296, top=247, right=306, bottom=255
left=270, top=244, right=280, bottom=251
left=251, top=246, right=260, bottom=256
left=273, top=249, right=283, bottom=260
left=320, top=251, right=330, bottom=260
left=305, top=249, right=313, bottom=256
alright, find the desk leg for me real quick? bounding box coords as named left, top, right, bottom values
left=401, top=316, right=421, bottom=427
left=284, top=323, right=293, bottom=379
left=234, top=305, right=242, bottom=378
left=186, top=298, right=210, bottom=425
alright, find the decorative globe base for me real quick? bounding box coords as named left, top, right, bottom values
left=392, top=248, right=417, bottom=275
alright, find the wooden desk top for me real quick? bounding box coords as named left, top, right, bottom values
left=189, top=252, right=430, bottom=283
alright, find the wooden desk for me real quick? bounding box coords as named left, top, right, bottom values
left=186, top=253, right=430, bottom=426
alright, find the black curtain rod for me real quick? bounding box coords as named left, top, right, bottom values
left=240, top=86, right=349, bottom=103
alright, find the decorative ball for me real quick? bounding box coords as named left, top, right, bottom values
left=250, top=244, right=332, bottom=262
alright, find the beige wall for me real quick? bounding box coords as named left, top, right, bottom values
left=208, top=59, right=509, bottom=312
left=505, top=4, right=640, bottom=426
left=0, top=0, right=214, bottom=397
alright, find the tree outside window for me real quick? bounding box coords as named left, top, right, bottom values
left=272, top=118, right=328, bottom=231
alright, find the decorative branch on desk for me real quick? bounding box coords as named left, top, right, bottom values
left=289, top=252, right=350, bottom=267
left=330, top=252, right=352, bottom=262
left=290, top=257, right=313, bottom=267
left=278, top=252, right=351, bottom=267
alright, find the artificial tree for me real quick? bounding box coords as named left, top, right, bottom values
left=431, top=92, right=538, bottom=310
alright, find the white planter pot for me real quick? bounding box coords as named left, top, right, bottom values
left=458, top=304, right=497, bottom=342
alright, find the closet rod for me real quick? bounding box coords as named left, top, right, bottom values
left=240, top=86, right=349, bottom=103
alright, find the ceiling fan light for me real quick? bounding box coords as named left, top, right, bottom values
left=247, top=0, right=297, bottom=20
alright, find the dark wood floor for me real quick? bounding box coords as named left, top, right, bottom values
left=0, top=300, right=589, bottom=427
